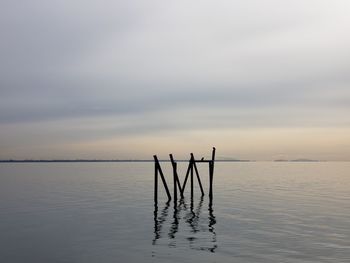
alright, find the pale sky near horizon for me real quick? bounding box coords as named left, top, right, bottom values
left=1, top=0, right=350, bottom=160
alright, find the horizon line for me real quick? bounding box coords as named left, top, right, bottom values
left=0, top=159, right=348, bottom=163
left=0, top=159, right=251, bottom=163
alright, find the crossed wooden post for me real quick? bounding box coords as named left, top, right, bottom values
left=154, top=147, right=216, bottom=203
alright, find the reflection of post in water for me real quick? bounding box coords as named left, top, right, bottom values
left=152, top=202, right=170, bottom=245
left=186, top=197, right=217, bottom=253
left=186, top=196, right=204, bottom=234
left=152, top=198, right=217, bottom=253
left=168, top=205, right=179, bottom=240
left=207, top=201, right=217, bottom=253
left=208, top=201, right=216, bottom=230
left=168, top=198, right=190, bottom=240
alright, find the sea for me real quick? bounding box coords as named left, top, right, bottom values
left=1, top=162, right=349, bottom=262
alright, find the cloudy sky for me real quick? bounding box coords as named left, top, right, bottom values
left=1, top=0, right=350, bottom=160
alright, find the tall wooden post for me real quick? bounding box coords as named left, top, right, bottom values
left=154, top=156, right=158, bottom=203
left=209, top=147, right=216, bottom=201
left=190, top=155, right=194, bottom=200
left=173, top=162, right=177, bottom=204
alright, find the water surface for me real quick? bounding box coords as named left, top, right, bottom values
left=0, top=162, right=349, bottom=262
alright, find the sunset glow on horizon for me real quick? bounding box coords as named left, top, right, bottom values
left=1, top=0, right=350, bottom=160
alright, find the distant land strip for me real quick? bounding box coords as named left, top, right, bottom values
left=0, top=159, right=252, bottom=163
left=0, top=159, right=341, bottom=163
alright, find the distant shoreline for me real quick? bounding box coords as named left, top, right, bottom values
left=0, top=159, right=344, bottom=163
left=0, top=159, right=252, bottom=163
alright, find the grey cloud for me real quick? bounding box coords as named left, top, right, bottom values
left=1, top=0, right=350, bottom=151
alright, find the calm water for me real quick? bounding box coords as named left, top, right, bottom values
left=0, top=162, right=350, bottom=263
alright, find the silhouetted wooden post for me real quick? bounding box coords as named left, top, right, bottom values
left=169, top=154, right=183, bottom=199
left=190, top=154, right=194, bottom=199
left=191, top=153, right=204, bottom=196
left=181, top=160, right=192, bottom=195
left=154, top=157, right=158, bottom=203
left=153, top=155, right=171, bottom=202
left=173, top=162, right=177, bottom=203
left=209, top=147, right=216, bottom=201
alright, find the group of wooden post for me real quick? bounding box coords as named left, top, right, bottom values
left=153, top=147, right=216, bottom=204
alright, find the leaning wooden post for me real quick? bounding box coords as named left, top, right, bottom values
left=209, top=147, right=216, bottom=200
left=181, top=160, right=192, bottom=195
left=191, top=153, right=205, bottom=196
left=169, top=154, right=183, bottom=198
left=153, top=155, right=171, bottom=202
left=158, top=165, right=172, bottom=202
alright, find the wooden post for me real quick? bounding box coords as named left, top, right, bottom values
left=153, top=155, right=171, bottom=202
left=173, top=162, right=177, bottom=203
left=211, top=147, right=216, bottom=172
left=158, top=164, right=172, bottom=202
left=169, top=154, right=183, bottom=198
left=209, top=161, right=213, bottom=201
left=191, top=153, right=205, bottom=196
left=209, top=147, right=216, bottom=201
left=181, top=160, right=192, bottom=195
left=154, top=155, right=158, bottom=203
left=190, top=155, right=194, bottom=199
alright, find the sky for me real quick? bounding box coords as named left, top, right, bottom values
left=1, top=0, right=350, bottom=160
